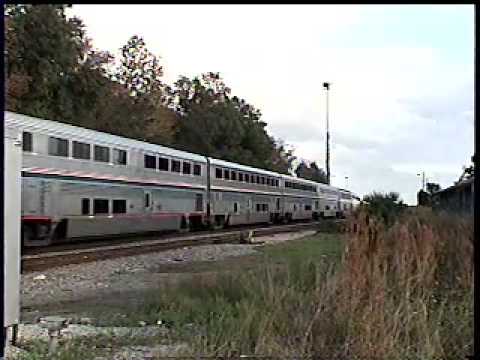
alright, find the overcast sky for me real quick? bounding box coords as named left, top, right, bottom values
left=67, top=5, right=474, bottom=204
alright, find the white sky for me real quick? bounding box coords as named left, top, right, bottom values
left=67, top=5, right=474, bottom=204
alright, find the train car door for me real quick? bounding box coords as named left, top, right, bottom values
left=144, top=190, right=153, bottom=214
left=246, top=198, right=252, bottom=223
left=195, top=193, right=203, bottom=212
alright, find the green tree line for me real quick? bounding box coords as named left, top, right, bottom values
left=4, top=4, right=327, bottom=181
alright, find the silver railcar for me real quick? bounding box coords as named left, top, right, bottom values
left=7, top=112, right=208, bottom=246
left=6, top=111, right=355, bottom=247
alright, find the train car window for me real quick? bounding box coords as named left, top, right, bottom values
left=305, top=204, right=312, bottom=211
left=193, top=164, right=202, bottom=176
left=224, top=169, right=230, bottom=180
left=171, top=159, right=181, bottom=173
left=158, top=157, right=169, bottom=171
left=216, top=168, right=222, bottom=178
left=93, top=199, right=109, bottom=214
left=233, top=202, right=239, bottom=213
left=245, top=173, right=250, bottom=182
left=325, top=205, right=330, bottom=210
left=22, top=132, right=33, bottom=152
left=262, top=204, right=268, bottom=212
left=73, top=141, right=91, bottom=160
left=256, top=175, right=260, bottom=184
left=113, top=200, right=127, bottom=214
left=260, top=176, right=265, bottom=185
left=275, top=179, right=279, bottom=187
left=238, top=173, right=244, bottom=182
left=113, top=149, right=127, bottom=165
left=94, top=145, right=110, bottom=163
left=144, top=154, right=156, bottom=169
left=81, top=198, right=90, bottom=215
left=267, top=178, right=271, bottom=186
left=183, top=162, right=191, bottom=175
left=48, top=136, right=69, bottom=157
left=256, top=204, right=261, bottom=212
left=231, top=171, right=237, bottom=181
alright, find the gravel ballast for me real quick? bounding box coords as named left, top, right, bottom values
left=10, top=230, right=317, bottom=358
left=22, top=230, right=316, bottom=312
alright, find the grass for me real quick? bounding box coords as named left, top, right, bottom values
left=259, top=232, right=344, bottom=263
left=16, top=211, right=473, bottom=359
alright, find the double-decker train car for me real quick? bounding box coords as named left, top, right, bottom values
left=317, top=182, right=341, bottom=218
left=209, top=158, right=283, bottom=227
left=7, top=112, right=208, bottom=246
left=281, top=174, right=319, bottom=221
left=5, top=111, right=357, bottom=247
left=337, top=188, right=355, bottom=218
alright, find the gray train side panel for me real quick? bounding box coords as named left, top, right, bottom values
left=4, top=126, right=22, bottom=326
left=28, top=178, right=205, bottom=238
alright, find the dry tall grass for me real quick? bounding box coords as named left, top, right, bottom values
left=165, top=208, right=473, bottom=358
left=309, top=207, right=473, bottom=359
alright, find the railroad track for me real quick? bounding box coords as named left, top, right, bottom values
left=22, top=220, right=344, bottom=273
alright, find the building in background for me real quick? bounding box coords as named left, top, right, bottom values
left=431, top=176, right=474, bottom=215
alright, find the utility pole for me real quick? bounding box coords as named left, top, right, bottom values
left=323, top=82, right=331, bottom=185
left=417, top=172, right=426, bottom=191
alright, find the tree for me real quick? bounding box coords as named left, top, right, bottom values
left=5, top=5, right=86, bottom=120
left=426, top=182, right=441, bottom=195
left=269, top=140, right=296, bottom=174
left=4, top=7, right=297, bottom=172
left=171, top=72, right=291, bottom=172
left=113, top=35, right=164, bottom=97
left=417, top=189, right=430, bottom=207
left=295, top=161, right=328, bottom=183
left=362, top=191, right=407, bottom=226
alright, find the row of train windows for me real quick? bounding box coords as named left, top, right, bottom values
left=81, top=198, right=127, bottom=215
left=144, top=155, right=202, bottom=176
left=215, top=168, right=280, bottom=187
left=22, top=132, right=201, bottom=177
left=284, top=181, right=316, bottom=193
left=23, top=132, right=128, bottom=165
left=256, top=203, right=269, bottom=212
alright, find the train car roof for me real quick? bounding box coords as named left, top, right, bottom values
left=280, top=173, right=318, bottom=185
left=209, top=157, right=282, bottom=177
left=5, top=111, right=207, bottom=163
left=279, top=174, right=342, bottom=195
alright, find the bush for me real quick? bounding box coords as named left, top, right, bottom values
left=361, top=191, right=408, bottom=226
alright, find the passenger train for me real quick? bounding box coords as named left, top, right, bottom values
left=5, top=111, right=358, bottom=247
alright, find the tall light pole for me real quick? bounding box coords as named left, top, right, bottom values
left=417, top=171, right=425, bottom=191
left=345, top=176, right=349, bottom=189
left=323, top=82, right=331, bottom=185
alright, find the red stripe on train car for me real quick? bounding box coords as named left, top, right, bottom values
left=22, top=216, right=52, bottom=223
